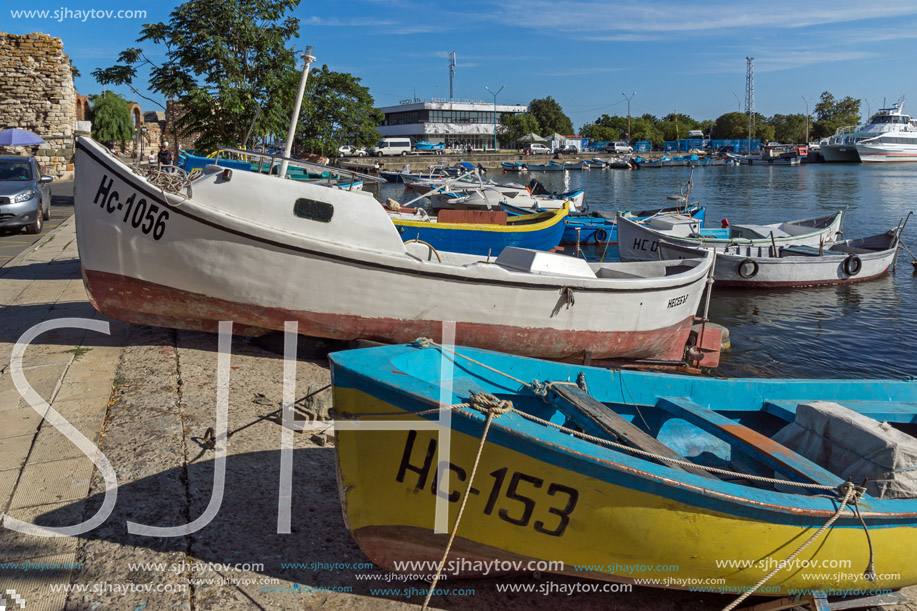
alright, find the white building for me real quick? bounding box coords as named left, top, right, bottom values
left=376, top=98, right=529, bottom=150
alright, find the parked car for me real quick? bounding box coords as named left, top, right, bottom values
left=338, top=145, right=367, bottom=157
left=0, top=155, right=52, bottom=234
left=369, top=138, right=412, bottom=157
left=522, top=143, right=551, bottom=155
left=605, top=141, right=634, bottom=154
left=553, top=144, right=578, bottom=154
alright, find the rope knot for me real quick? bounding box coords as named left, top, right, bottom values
left=469, top=392, right=512, bottom=416
left=413, top=337, right=434, bottom=348
left=531, top=379, right=548, bottom=397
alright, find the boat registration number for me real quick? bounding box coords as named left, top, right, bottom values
left=396, top=430, right=579, bottom=537
left=94, top=175, right=170, bottom=240
left=667, top=294, right=689, bottom=308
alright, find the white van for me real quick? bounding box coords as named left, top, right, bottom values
left=370, top=138, right=412, bottom=156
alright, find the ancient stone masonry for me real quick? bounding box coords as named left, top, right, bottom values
left=0, top=31, right=77, bottom=174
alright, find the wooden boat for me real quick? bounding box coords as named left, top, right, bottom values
left=561, top=203, right=705, bottom=245
left=583, top=159, right=606, bottom=169
left=501, top=161, right=528, bottom=172
left=617, top=211, right=844, bottom=261
left=389, top=205, right=568, bottom=256
left=74, top=137, right=716, bottom=362
left=658, top=229, right=901, bottom=287
left=564, top=160, right=585, bottom=170
left=431, top=182, right=587, bottom=213
left=524, top=162, right=565, bottom=172
left=331, top=342, right=917, bottom=594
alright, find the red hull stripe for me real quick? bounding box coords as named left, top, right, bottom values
left=83, top=268, right=694, bottom=361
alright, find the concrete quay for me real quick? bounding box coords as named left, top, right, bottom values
left=1, top=209, right=915, bottom=610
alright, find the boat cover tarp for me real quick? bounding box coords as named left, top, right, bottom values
left=774, top=401, right=917, bottom=499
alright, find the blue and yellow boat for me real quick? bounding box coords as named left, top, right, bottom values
left=390, top=204, right=568, bottom=256
left=331, top=342, right=917, bottom=595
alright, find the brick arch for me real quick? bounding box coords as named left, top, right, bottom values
left=129, top=102, right=143, bottom=128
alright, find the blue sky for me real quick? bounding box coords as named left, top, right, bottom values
left=6, top=0, right=917, bottom=131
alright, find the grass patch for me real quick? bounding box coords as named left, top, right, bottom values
left=62, top=346, right=92, bottom=360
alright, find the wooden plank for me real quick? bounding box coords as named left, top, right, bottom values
left=437, top=209, right=507, bottom=225
left=547, top=385, right=717, bottom=479
left=656, top=397, right=844, bottom=488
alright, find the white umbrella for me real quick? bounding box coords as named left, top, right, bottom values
left=517, top=133, right=547, bottom=143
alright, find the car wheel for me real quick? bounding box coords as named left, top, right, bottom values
left=26, top=211, right=43, bottom=235
left=401, top=151, right=408, bottom=156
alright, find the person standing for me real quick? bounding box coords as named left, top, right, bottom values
left=157, top=144, right=173, bottom=170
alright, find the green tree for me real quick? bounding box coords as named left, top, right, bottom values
left=659, top=112, right=699, bottom=141
left=812, top=91, right=861, bottom=139
left=90, top=91, right=134, bottom=144
left=528, top=97, right=573, bottom=136
left=295, top=65, right=383, bottom=157
left=499, top=113, right=541, bottom=147
left=630, top=116, right=662, bottom=146
left=581, top=114, right=627, bottom=142
left=93, top=0, right=301, bottom=153
left=712, top=112, right=748, bottom=139
left=769, top=113, right=809, bottom=143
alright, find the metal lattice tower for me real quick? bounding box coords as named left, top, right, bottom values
left=745, top=57, right=755, bottom=150
left=449, top=52, right=456, bottom=101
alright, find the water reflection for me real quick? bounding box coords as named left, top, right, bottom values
left=380, top=163, right=917, bottom=380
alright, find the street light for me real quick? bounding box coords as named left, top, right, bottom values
left=484, top=84, right=504, bottom=152
left=801, top=95, right=812, bottom=144
left=622, top=91, right=636, bottom=140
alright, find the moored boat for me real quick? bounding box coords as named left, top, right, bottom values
left=389, top=205, right=568, bottom=256
left=331, top=342, right=917, bottom=594
left=74, top=136, right=715, bottom=363
left=659, top=228, right=901, bottom=287
left=617, top=211, right=844, bottom=261
left=561, top=203, right=705, bottom=245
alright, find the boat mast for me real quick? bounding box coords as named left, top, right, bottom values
left=279, top=46, right=316, bottom=179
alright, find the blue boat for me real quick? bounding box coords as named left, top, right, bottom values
left=501, top=161, right=528, bottom=172
left=524, top=161, right=566, bottom=172
left=414, top=141, right=446, bottom=153
left=559, top=203, right=706, bottom=244
left=177, top=151, right=251, bottom=173
left=331, top=341, right=917, bottom=596
left=390, top=205, right=568, bottom=255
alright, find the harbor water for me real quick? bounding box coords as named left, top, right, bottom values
left=381, top=163, right=917, bottom=380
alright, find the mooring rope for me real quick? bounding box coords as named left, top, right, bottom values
left=128, top=163, right=194, bottom=205
left=420, top=392, right=512, bottom=610
left=721, top=484, right=858, bottom=611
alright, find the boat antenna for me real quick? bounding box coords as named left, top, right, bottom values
left=279, top=46, right=317, bottom=179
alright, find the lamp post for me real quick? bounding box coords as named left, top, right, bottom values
left=733, top=92, right=741, bottom=112
left=801, top=95, right=811, bottom=144
left=622, top=91, right=636, bottom=140
left=484, top=84, right=504, bottom=152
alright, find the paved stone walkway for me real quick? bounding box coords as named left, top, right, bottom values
left=1, top=217, right=914, bottom=611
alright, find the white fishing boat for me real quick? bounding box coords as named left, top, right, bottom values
left=658, top=229, right=902, bottom=288
left=616, top=211, right=844, bottom=262
left=430, top=182, right=586, bottom=212
left=73, top=137, right=718, bottom=364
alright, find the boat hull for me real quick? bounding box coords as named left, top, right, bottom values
left=617, top=213, right=844, bottom=262
left=391, top=208, right=567, bottom=255
left=819, top=144, right=861, bottom=163
left=73, top=138, right=710, bottom=361
left=331, top=346, right=917, bottom=593
left=856, top=142, right=917, bottom=163
left=561, top=205, right=705, bottom=245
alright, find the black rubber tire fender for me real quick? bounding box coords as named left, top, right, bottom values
left=737, top=258, right=759, bottom=279
left=844, top=254, right=862, bottom=276
left=593, top=228, right=608, bottom=242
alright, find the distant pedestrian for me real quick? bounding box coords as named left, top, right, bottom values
left=157, top=144, right=174, bottom=171
left=467, top=143, right=473, bottom=156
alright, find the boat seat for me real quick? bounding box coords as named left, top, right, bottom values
left=829, top=244, right=875, bottom=254
left=763, top=400, right=917, bottom=424
left=543, top=385, right=716, bottom=479
left=655, top=397, right=845, bottom=488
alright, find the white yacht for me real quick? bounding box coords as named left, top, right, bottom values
left=856, top=100, right=917, bottom=162
left=820, top=99, right=917, bottom=163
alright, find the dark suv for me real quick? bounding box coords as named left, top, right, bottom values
left=0, top=155, right=53, bottom=234
left=553, top=145, right=578, bottom=154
